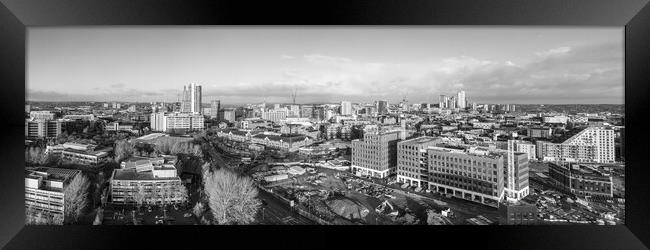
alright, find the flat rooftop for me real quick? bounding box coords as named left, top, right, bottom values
left=399, top=136, right=439, bottom=146
left=135, top=133, right=168, bottom=141
left=112, top=168, right=179, bottom=181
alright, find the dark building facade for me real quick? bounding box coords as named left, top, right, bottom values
left=498, top=202, right=538, bottom=225
left=548, top=163, right=613, bottom=198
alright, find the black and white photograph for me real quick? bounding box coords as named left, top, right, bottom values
left=24, top=27, right=625, bottom=226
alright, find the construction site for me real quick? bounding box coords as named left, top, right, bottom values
left=250, top=162, right=492, bottom=225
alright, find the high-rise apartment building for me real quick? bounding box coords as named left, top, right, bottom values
left=457, top=90, right=466, bottom=109
left=150, top=112, right=204, bottom=132
left=210, top=100, right=220, bottom=119
left=25, top=119, right=62, bottom=139
left=340, top=101, right=353, bottom=116
left=351, top=131, right=401, bottom=178
left=539, top=127, right=615, bottom=163
left=181, top=83, right=202, bottom=114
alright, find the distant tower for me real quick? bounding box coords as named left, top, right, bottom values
left=291, top=88, right=297, bottom=104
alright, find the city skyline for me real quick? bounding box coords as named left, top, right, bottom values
left=28, top=27, right=623, bottom=104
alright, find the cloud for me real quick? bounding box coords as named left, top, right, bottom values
left=204, top=42, right=622, bottom=104
left=27, top=42, right=623, bottom=104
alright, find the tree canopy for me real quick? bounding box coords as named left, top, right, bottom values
left=203, top=169, right=260, bottom=225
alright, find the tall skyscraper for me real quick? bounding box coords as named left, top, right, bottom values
left=439, top=95, right=449, bottom=109
left=210, top=100, right=220, bottom=119
left=457, top=90, right=466, bottom=109
left=181, top=83, right=202, bottom=114
left=340, top=101, right=352, bottom=116
left=376, top=100, right=388, bottom=115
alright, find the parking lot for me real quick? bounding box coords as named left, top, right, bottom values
left=102, top=204, right=198, bottom=225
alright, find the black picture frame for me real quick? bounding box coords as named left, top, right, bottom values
left=1, top=0, right=649, bottom=249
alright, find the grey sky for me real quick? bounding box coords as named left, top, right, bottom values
left=27, top=27, right=623, bottom=104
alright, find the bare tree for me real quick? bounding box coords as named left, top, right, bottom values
left=133, top=184, right=146, bottom=210
left=203, top=169, right=261, bottom=225
left=114, top=140, right=135, bottom=163
left=64, top=174, right=91, bottom=224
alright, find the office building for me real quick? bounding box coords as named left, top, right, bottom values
left=375, top=100, right=388, bottom=115
left=210, top=100, right=221, bottom=119
left=396, top=137, right=442, bottom=188
left=539, top=127, right=615, bottom=163
left=426, top=145, right=509, bottom=207
left=110, top=156, right=186, bottom=205
left=150, top=112, right=205, bottom=132
left=548, top=163, right=613, bottom=198
left=457, top=90, right=466, bottom=109
left=181, top=83, right=202, bottom=114
left=341, top=101, right=353, bottom=116
left=351, top=131, right=401, bottom=178
left=25, top=167, right=82, bottom=224
left=25, top=119, right=62, bottom=139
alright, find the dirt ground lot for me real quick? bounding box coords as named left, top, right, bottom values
left=272, top=166, right=500, bottom=225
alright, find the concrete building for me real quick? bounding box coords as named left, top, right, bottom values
left=222, top=108, right=236, bottom=122
left=150, top=112, right=205, bottom=132
left=262, top=109, right=288, bottom=123
left=539, top=127, right=615, bottom=163
left=375, top=100, right=388, bottom=115
left=527, top=127, right=553, bottom=139
left=29, top=111, right=55, bottom=120
left=396, top=137, right=442, bottom=188
left=62, top=114, right=95, bottom=121
left=181, top=83, right=202, bottom=114
left=457, top=90, right=466, bottom=109
left=46, top=142, right=112, bottom=166
left=351, top=131, right=401, bottom=178
left=426, top=145, right=506, bottom=207
left=548, top=163, right=613, bottom=198
left=110, top=156, right=185, bottom=205
left=340, top=101, right=353, bottom=116
left=498, top=202, right=538, bottom=225
left=25, top=167, right=82, bottom=224
left=25, top=119, right=62, bottom=139
left=210, top=100, right=221, bottom=119
left=509, top=140, right=537, bottom=161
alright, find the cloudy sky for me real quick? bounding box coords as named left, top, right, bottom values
left=27, top=27, right=623, bottom=104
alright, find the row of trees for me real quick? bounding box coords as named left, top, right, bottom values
left=113, top=138, right=204, bottom=163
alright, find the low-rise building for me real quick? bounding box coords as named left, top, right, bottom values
left=25, top=167, right=82, bottom=224
left=46, top=142, right=111, bottom=166
left=110, top=156, right=185, bottom=205
left=548, top=163, right=613, bottom=198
